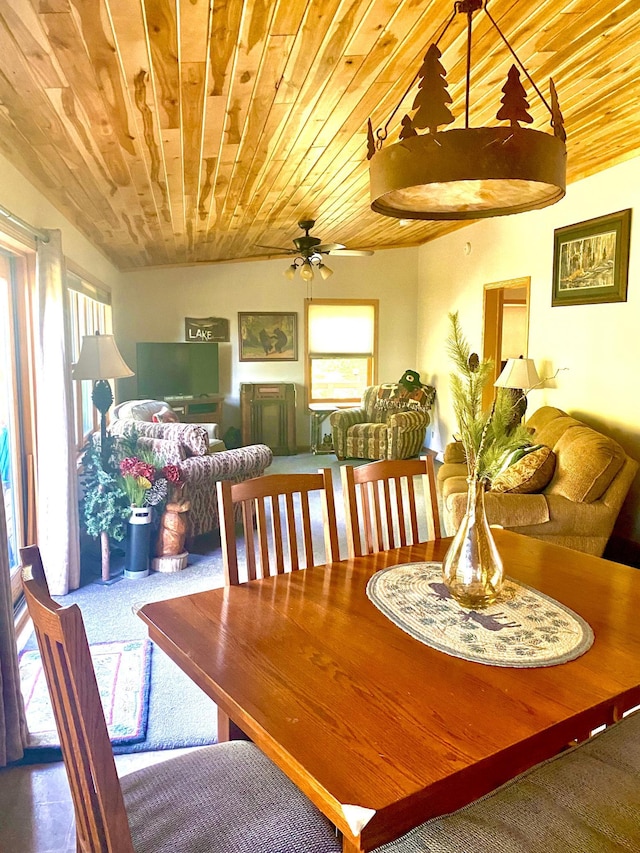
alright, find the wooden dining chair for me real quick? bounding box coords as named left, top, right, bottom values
left=341, top=453, right=441, bottom=558
left=217, top=469, right=340, bottom=586
left=19, top=545, right=341, bottom=853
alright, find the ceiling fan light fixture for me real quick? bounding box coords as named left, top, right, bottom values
left=299, top=261, right=314, bottom=281
left=283, top=264, right=297, bottom=280
left=367, top=0, right=566, bottom=221
left=318, top=263, right=333, bottom=280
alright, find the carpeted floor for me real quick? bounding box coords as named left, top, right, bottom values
left=19, top=451, right=437, bottom=757
left=18, top=453, right=358, bottom=756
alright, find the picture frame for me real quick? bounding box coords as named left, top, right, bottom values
left=238, top=312, right=298, bottom=361
left=552, top=209, right=631, bottom=307
left=185, top=316, right=230, bottom=342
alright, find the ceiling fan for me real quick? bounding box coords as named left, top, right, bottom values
left=257, top=220, right=373, bottom=281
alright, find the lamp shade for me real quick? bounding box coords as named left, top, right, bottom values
left=72, top=334, right=134, bottom=381
left=494, top=358, right=540, bottom=390
left=299, top=261, right=314, bottom=281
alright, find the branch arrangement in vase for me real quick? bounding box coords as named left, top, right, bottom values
left=446, top=312, right=533, bottom=487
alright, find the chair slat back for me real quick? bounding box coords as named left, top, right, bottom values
left=217, top=470, right=340, bottom=585
left=20, top=545, right=134, bottom=853
left=341, top=454, right=442, bottom=557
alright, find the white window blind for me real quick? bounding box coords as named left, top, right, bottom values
left=308, top=303, right=375, bottom=354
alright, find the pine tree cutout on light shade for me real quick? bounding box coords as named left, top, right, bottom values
left=399, top=114, right=417, bottom=140
left=411, top=44, right=454, bottom=134
left=497, top=65, right=533, bottom=127
left=550, top=78, right=566, bottom=142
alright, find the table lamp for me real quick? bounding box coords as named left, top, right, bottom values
left=72, top=332, right=134, bottom=462
left=494, top=356, right=541, bottom=425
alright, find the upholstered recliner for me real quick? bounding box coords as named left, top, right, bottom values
left=330, top=383, right=435, bottom=461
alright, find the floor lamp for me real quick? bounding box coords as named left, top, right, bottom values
left=72, top=333, right=134, bottom=581
left=72, top=333, right=134, bottom=461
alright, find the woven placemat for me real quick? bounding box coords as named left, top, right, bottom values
left=366, top=562, right=594, bottom=668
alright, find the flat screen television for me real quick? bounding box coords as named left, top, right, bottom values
left=136, top=342, right=219, bottom=399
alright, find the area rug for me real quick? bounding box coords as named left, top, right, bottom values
left=19, top=639, right=152, bottom=750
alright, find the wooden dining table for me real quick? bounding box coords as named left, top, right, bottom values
left=137, top=529, right=640, bottom=852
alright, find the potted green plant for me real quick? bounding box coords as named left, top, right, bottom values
left=80, top=434, right=131, bottom=582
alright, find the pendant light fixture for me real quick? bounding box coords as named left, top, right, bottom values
left=367, top=0, right=567, bottom=221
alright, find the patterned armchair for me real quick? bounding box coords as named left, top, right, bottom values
left=330, top=383, right=435, bottom=461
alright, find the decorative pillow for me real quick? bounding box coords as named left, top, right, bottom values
left=374, top=383, right=435, bottom=414
left=152, top=408, right=179, bottom=423
left=129, top=400, right=168, bottom=421
left=491, top=445, right=556, bottom=494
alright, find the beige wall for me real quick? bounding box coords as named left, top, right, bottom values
left=416, top=154, right=640, bottom=546
left=113, top=248, right=420, bottom=442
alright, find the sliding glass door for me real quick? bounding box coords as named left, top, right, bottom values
left=0, top=254, right=24, bottom=588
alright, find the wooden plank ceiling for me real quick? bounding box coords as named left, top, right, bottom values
left=0, top=0, right=638, bottom=270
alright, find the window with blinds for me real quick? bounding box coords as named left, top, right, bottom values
left=305, top=299, right=378, bottom=404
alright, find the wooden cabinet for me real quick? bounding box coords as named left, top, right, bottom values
left=240, top=383, right=296, bottom=455
left=164, top=395, right=224, bottom=426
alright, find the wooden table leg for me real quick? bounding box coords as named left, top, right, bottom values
left=342, top=836, right=361, bottom=853
left=217, top=707, right=230, bottom=742
left=217, top=706, right=251, bottom=742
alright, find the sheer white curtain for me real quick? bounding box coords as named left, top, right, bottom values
left=0, top=490, right=27, bottom=765
left=34, top=230, right=81, bottom=594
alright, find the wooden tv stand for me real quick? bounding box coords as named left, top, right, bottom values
left=164, top=395, right=224, bottom=426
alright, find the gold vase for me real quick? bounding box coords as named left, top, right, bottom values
left=442, top=477, right=504, bottom=608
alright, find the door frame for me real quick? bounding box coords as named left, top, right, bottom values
left=482, top=277, right=531, bottom=410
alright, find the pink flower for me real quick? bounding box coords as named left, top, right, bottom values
left=120, top=457, right=139, bottom=476
left=134, top=460, right=156, bottom=481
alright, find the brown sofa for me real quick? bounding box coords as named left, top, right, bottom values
left=438, top=406, right=638, bottom=556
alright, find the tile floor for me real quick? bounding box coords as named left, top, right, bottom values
left=0, top=748, right=193, bottom=851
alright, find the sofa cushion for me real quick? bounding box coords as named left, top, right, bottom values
left=443, top=440, right=466, bottom=464
left=545, top=425, right=626, bottom=503
left=491, top=445, right=556, bottom=495
left=446, top=490, right=550, bottom=529
left=533, top=415, right=583, bottom=450
left=110, top=420, right=209, bottom=457
left=441, top=474, right=470, bottom=503
left=524, top=405, right=568, bottom=434
left=136, top=436, right=186, bottom=465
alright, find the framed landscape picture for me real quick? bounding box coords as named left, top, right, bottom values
left=238, top=312, right=298, bottom=361
left=552, top=209, right=631, bottom=306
